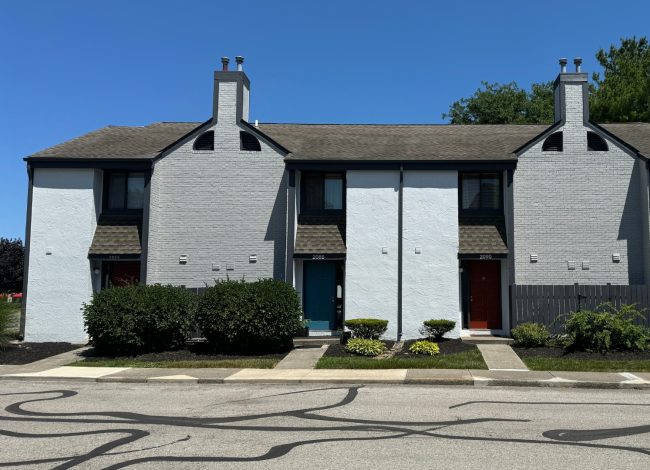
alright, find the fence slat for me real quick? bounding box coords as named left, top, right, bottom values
left=510, top=284, right=650, bottom=330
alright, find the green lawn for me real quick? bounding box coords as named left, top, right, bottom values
left=522, top=357, right=650, bottom=372
left=316, top=349, right=487, bottom=369
left=69, top=358, right=279, bottom=369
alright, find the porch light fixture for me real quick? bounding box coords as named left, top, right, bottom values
left=612, top=253, right=621, bottom=263
left=529, top=253, right=538, bottom=263
left=93, top=268, right=101, bottom=275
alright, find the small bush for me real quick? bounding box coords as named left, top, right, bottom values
left=344, top=318, right=388, bottom=339
left=195, top=279, right=303, bottom=354
left=564, top=304, right=649, bottom=353
left=345, top=338, right=386, bottom=357
left=84, top=285, right=196, bottom=356
left=0, top=302, right=12, bottom=350
left=421, top=319, right=456, bottom=340
left=409, top=340, right=440, bottom=356
left=511, top=322, right=551, bottom=348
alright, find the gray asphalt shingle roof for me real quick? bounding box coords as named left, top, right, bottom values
left=88, top=215, right=142, bottom=256
left=26, top=120, right=650, bottom=162
left=294, top=215, right=346, bottom=255
left=459, top=216, right=508, bottom=255
left=27, top=122, right=201, bottom=160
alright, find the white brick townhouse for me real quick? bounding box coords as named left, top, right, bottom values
left=20, top=57, right=650, bottom=342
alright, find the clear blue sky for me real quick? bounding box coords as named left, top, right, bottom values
left=1, top=0, right=648, bottom=239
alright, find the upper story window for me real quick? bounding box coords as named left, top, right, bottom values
left=542, top=131, right=563, bottom=152
left=301, top=173, right=344, bottom=211
left=587, top=131, right=608, bottom=151
left=460, top=172, right=501, bottom=211
left=240, top=131, right=261, bottom=151
left=193, top=131, right=214, bottom=151
left=105, top=172, right=145, bottom=211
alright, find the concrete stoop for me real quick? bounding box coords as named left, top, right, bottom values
left=462, top=336, right=514, bottom=345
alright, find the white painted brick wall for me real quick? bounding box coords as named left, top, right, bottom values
left=146, top=82, right=287, bottom=287
left=514, top=84, right=645, bottom=284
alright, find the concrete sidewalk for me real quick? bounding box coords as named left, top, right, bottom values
left=2, top=365, right=649, bottom=389
left=476, top=344, right=528, bottom=371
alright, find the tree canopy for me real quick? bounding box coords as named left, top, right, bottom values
left=0, top=238, right=24, bottom=293
left=444, top=36, right=650, bottom=124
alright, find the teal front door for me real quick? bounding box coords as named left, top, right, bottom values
left=304, top=261, right=337, bottom=330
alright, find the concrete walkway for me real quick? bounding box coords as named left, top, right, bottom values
left=274, top=345, right=328, bottom=369
left=2, top=366, right=649, bottom=388
left=476, top=344, right=528, bottom=371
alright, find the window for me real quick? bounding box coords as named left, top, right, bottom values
left=106, top=172, right=145, bottom=211
left=302, top=173, right=344, bottom=211
left=542, top=132, right=563, bottom=152
left=193, top=131, right=214, bottom=151
left=240, top=131, right=261, bottom=151
left=460, top=173, right=500, bottom=211
left=587, top=131, right=608, bottom=151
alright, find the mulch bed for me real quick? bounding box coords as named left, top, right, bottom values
left=80, top=344, right=288, bottom=362
left=513, top=346, right=650, bottom=361
left=0, top=342, right=81, bottom=365
left=323, top=339, right=475, bottom=358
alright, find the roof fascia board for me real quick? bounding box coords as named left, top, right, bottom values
left=513, top=121, right=563, bottom=156
left=285, top=160, right=517, bottom=171
left=586, top=120, right=646, bottom=160
left=155, top=118, right=213, bottom=161
left=26, top=159, right=153, bottom=169
left=239, top=120, right=290, bottom=155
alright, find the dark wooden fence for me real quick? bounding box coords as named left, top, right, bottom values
left=510, top=284, right=650, bottom=334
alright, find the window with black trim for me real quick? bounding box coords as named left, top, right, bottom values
left=193, top=131, right=214, bottom=151
left=105, top=172, right=145, bottom=211
left=301, top=173, right=344, bottom=211
left=460, top=173, right=501, bottom=211
left=240, top=131, right=261, bottom=151
left=542, top=131, right=563, bottom=152
left=587, top=131, right=608, bottom=151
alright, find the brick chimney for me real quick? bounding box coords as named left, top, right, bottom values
left=553, top=57, right=588, bottom=125
left=213, top=56, right=250, bottom=124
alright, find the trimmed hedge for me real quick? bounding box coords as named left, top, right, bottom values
left=344, top=318, right=388, bottom=339
left=195, top=279, right=302, bottom=354
left=421, top=319, right=456, bottom=340
left=83, top=285, right=196, bottom=356
left=511, top=322, right=550, bottom=348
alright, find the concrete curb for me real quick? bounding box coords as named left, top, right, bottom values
left=2, top=367, right=649, bottom=389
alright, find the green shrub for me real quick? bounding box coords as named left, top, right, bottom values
left=511, top=322, right=551, bottom=347
left=564, top=304, right=649, bottom=353
left=84, top=285, right=196, bottom=356
left=0, top=302, right=12, bottom=350
left=345, top=338, right=386, bottom=357
left=409, top=340, right=440, bottom=356
left=195, top=279, right=302, bottom=354
left=344, top=318, right=388, bottom=339
left=421, top=319, right=456, bottom=340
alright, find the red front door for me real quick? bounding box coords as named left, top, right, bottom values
left=468, top=261, right=501, bottom=329
left=108, top=262, right=141, bottom=287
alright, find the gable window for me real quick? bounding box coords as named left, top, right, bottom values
left=105, top=172, right=145, bottom=211
left=193, top=131, right=214, bottom=151
left=587, top=131, right=608, bottom=151
left=460, top=173, right=501, bottom=211
left=302, top=173, right=344, bottom=211
left=240, top=131, right=261, bottom=151
left=542, top=131, right=563, bottom=152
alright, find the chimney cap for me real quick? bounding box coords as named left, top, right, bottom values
left=559, top=58, right=568, bottom=73
left=574, top=57, right=583, bottom=72
left=220, top=56, right=230, bottom=71
left=235, top=56, right=244, bottom=71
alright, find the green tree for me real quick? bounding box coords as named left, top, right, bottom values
left=0, top=238, right=24, bottom=293
left=591, top=36, right=650, bottom=122
left=443, top=81, right=554, bottom=124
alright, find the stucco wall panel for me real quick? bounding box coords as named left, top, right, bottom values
left=344, top=171, right=400, bottom=338
left=402, top=171, right=461, bottom=338
left=25, top=168, right=98, bottom=342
